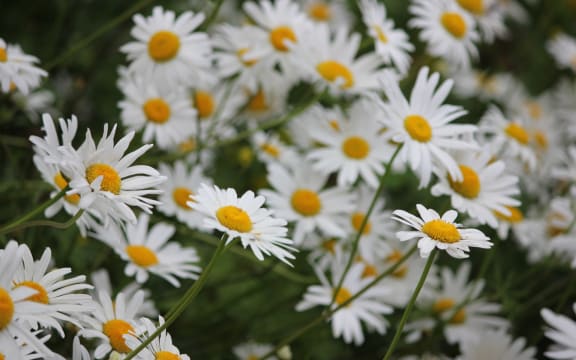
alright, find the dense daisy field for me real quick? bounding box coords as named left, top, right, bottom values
left=1, top=0, right=576, bottom=359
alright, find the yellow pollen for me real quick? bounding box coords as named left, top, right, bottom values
left=450, top=308, right=467, bottom=324
left=448, top=165, right=481, bottom=199
left=237, top=146, right=254, bottom=168
left=456, top=0, right=484, bottom=15
left=421, top=219, right=461, bottom=243
left=526, top=101, right=542, bottom=119
left=102, top=319, right=134, bottom=353
left=392, top=265, right=408, bottom=278
left=329, top=119, right=340, bottom=131
left=0, top=48, right=6, bottom=62
left=433, top=297, right=455, bottom=313
left=53, top=172, right=80, bottom=205
left=534, top=130, right=548, bottom=149
left=260, top=143, right=280, bottom=158
left=386, top=250, right=408, bottom=277
left=148, top=31, right=180, bottom=62
left=373, top=25, right=388, bottom=43
left=179, top=139, right=196, bottom=153
left=362, top=264, right=378, bottom=278
left=351, top=212, right=372, bottom=234
left=173, top=187, right=193, bottom=210
left=143, top=98, right=171, bottom=124
left=342, top=136, right=370, bottom=159
left=194, top=91, right=215, bottom=119
left=216, top=205, right=253, bottom=233
left=291, top=189, right=322, bottom=216
left=14, top=281, right=49, bottom=304
left=85, top=163, right=121, bottom=195
left=441, top=12, right=467, bottom=39
left=334, top=287, right=352, bottom=305
left=505, top=123, right=530, bottom=145
left=386, top=249, right=403, bottom=263
left=0, top=353, right=4, bottom=360
left=270, top=26, right=297, bottom=51
left=0, top=287, right=14, bottom=330
left=126, top=245, right=159, bottom=267
left=237, top=48, right=258, bottom=66
left=316, top=60, right=355, bottom=89
left=322, top=239, right=337, bottom=254
left=309, top=2, right=331, bottom=21
left=247, top=356, right=259, bottom=360
left=494, top=206, right=523, bottom=223
left=247, top=90, right=268, bottom=112
left=155, top=351, right=180, bottom=360
left=404, top=115, right=432, bottom=142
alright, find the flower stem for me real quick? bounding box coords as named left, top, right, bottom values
left=124, top=236, right=228, bottom=360
left=1, top=209, right=85, bottom=233
left=382, top=249, right=437, bottom=360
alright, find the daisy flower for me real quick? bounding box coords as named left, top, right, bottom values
left=0, top=38, right=47, bottom=94
left=118, top=76, right=197, bottom=150
left=242, top=76, right=291, bottom=122
left=157, top=161, right=211, bottom=229
left=120, top=6, right=213, bottom=89
left=301, top=0, right=351, bottom=28
left=430, top=148, right=521, bottom=228
left=29, top=113, right=78, bottom=165
left=359, top=0, right=414, bottom=75
left=379, top=67, right=478, bottom=187
left=59, top=123, right=166, bottom=226
left=307, top=98, right=392, bottom=188
left=455, top=0, right=508, bottom=43
left=91, top=213, right=201, bottom=287
left=409, top=0, right=479, bottom=69
left=190, top=183, right=297, bottom=265
left=552, top=146, right=576, bottom=184
left=547, top=33, right=576, bottom=73
left=251, top=131, right=299, bottom=167
left=11, top=88, right=55, bottom=122
left=296, top=261, right=393, bottom=345
left=287, top=104, right=346, bottom=149
left=233, top=341, right=277, bottom=360
left=541, top=303, right=576, bottom=360
left=260, top=159, right=355, bottom=245
left=125, top=317, right=190, bottom=360
left=392, top=204, right=492, bottom=258
left=457, top=329, right=536, bottom=360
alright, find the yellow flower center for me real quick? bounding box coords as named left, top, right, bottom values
left=102, top=319, right=134, bottom=353
left=0, top=48, right=6, bottom=62
left=247, top=90, right=268, bottom=112
left=334, top=287, right=352, bottom=305
left=342, top=136, right=370, bottom=159
left=54, top=172, right=80, bottom=205
left=526, top=101, right=542, bottom=120
left=534, top=130, right=548, bottom=149
left=450, top=308, right=467, bottom=324
left=13, top=281, right=49, bottom=304
left=386, top=250, right=408, bottom=278
left=173, top=187, right=193, bottom=210
left=329, top=119, right=340, bottom=131
left=0, top=287, right=14, bottom=330
left=0, top=353, right=4, bottom=360
left=421, top=219, right=461, bottom=243
left=351, top=212, right=372, bottom=235
left=433, top=297, right=455, bottom=313
left=143, top=98, right=171, bottom=124
left=291, top=189, right=322, bottom=216
left=494, top=206, right=523, bottom=223
left=322, top=238, right=337, bottom=254
left=309, top=2, right=331, bottom=21
left=441, top=12, right=467, bottom=39
left=148, top=31, right=180, bottom=62
left=236, top=47, right=258, bottom=67
left=505, top=123, right=530, bottom=145
left=362, top=264, right=378, bottom=278
left=448, top=165, right=481, bottom=199
left=247, top=355, right=259, bottom=360
left=316, top=60, right=355, bottom=89
left=456, top=0, right=484, bottom=14
left=269, top=26, right=297, bottom=51
left=126, top=245, right=159, bottom=267
left=373, top=25, right=388, bottom=43
left=85, top=163, right=121, bottom=195
left=260, top=143, right=280, bottom=158
left=404, top=115, right=432, bottom=142
left=216, top=205, right=253, bottom=233
left=155, top=351, right=180, bottom=360
left=194, top=91, right=215, bottom=119
left=179, top=139, right=196, bottom=153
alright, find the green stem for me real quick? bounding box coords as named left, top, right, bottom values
left=199, top=0, right=225, bottom=31
left=330, top=144, right=403, bottom=308
left=382, top=250, right=437, bottom=360
left=2, top=210, right=84, bottom=233
left=0, top=188, right=67, bottom=235
left=124, top=237, right=228, bottom=360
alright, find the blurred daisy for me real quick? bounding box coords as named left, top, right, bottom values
left=431, top=148, right=521, bottom=228
left=11, top=88, right=55, bottom=122
left=119, top=76, right=197, bottom=149
left=552, top=146, right=576, bottom=184
left=301, top=0, right=351, bottom=27
left=251, top=131, right=299, bottom=166
left=541, top=303, right=576, bottom=360
left=157, top=161, right=211, bottom=229
left=233, top=341, right=277, bottom=360
left=190, top=183, right=297, bottom=265
left=455, top=0, right=508, bottom=43
left=288, top=104, right=346, bottom=149
left=379, top=67, right=478, bottom=187
left=457, top=329, right=535, bottom=360
left=120, top=6, right=212, bottom=88
left=493, top=205, right=524, bottom=240
left=392, top=204, right=492, bottom=258
left=359, top=0, right=414, bottom=75
left=125, top=317, right=190, bottom=360
left=0, top=38, right=47, bottom=94
left=242, top=78, right=290, bottom=122
left=547, top=33, right=576, bottom=73
left=260, top=159, right=355, bottom=245
left=409, top=0, right=479, bottom=69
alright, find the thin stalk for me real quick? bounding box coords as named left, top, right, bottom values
left=382, top=250, right=437, bottom=360
left=198, top=0, right=226, bottom=31
left=2, top=209, right=84, bottom=233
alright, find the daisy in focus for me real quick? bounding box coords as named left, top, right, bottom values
left=125, top=317, right=190, bottom=360
left=0, top=37, right=47, bottom=94
left=541, top=303, right=576, bottom=360
left=91, top=213, right=201, bottom=287
left=190, top=183, right=297, bottom=265
left=392, top=204, right=492, bottom=258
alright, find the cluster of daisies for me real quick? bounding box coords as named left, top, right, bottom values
left=2, top=0, right=576, bottom=358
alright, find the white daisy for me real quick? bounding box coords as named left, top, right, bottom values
left=409, top=0, right=479, bottom=69
left=287, top=104, right=347, bottom=149
left=552, top=146, right=576, bottom=184
left=457, top=329, right=535, bottom=360
left=547, top=33, right=576, bottom=73
left=11, top=88, right=55, bottom=122
left=300, top=0, right=351, bottom=28
left=0, top=38, right=47, bottom=94
left=379, top=67, right=478, bottom=187
left=260, top=158, right=355, bottom=245
left=359, top=0, right=414, bottom=75
left=190, top=183, right=297, bottom=265
left=233, top=341, right=277, bottom=360
left=392, top=204, right=492, bottom=258
left=120, top=6, right=213, bottom=89
left=157, top=161, right=211, bottom=229
left=304, top=233, right=344, bottom=272
left=91, top=213, right=201, bottom=287
left=251, top=131, right=299, bottom=167
left=541, top=303, right=576, bottom=360
left=241, top=76, right=291, bottom=122
left=124, top=316, right=190, bottom=360
left=118, top=76, right=197, bottom=150
left=29, top=113, right=78, bottom=166
left=455, top=0, right=508, bottom=43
